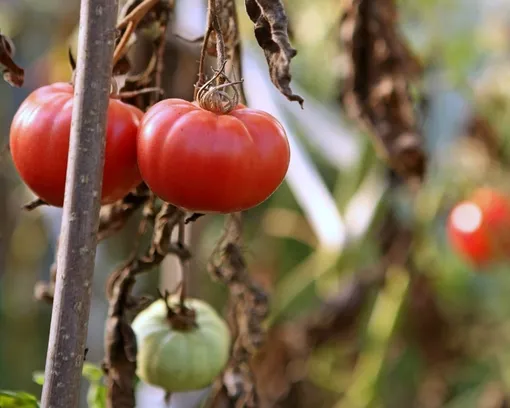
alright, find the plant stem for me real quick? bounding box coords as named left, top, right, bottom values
left=40, top=0, right=118, bottom=406
left=195, top=0, right=228, bottom=97
left=210, top=0, right=227, bottom=85
left=177, top=218, right=188, bottom=308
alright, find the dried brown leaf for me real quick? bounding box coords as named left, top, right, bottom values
left=0, top=33, right=24, bottom=87
left=97, top=183, right=150, bottom=241
left=244, top=0, right=303, bottom=106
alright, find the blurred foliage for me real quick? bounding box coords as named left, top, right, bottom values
left=4, top=0, right=510, bottom=407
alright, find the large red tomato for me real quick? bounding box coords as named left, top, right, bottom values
left=137, top=99, right=290, bottom=213
left=10, top=82, right=143, bottom=207
left=447, top=188, right=510, bottom=266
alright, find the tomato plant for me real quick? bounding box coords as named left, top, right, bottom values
left=137, top=98, right=290, bottom=213
left=131, top=297, right=230, bottom=392
left=10, top=82, right=143, bottom=207
left=447, top=188, right=510, bottom=266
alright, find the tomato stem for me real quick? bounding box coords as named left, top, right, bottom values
left=194, top=0, right=246, bottom=114
left=163, top=290, right=197, bottom=331
left=178, top=217, right=188, bottom=308
left=22, top=197, right=47, bottom=211
left=195, top=0, right=229, bottom=98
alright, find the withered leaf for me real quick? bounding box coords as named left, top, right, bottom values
left=207, top=215, right=269, bottom=407
left=339, top=0, right=426, bottom=183
left=0, top=33, right=24, bottom=87
left=245, top=0, right=303, bottom=107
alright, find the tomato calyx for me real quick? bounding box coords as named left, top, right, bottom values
left=195, top=62, right=243, bottom=115
left=163, top=292, right=198, bottom=331
left=166, top=306, right=197, bottom=331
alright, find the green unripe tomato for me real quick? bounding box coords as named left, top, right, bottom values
left=132, top=296, right=230, bottom=392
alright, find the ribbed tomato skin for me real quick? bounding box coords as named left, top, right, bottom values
left=137, top=99, right=290, bottom=213
left=447, top=188, right=510, bottom=266
left=10, top=82, right=143, bottom=206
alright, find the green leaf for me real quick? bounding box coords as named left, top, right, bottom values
left=82, top=362, right=104, bottom=383
left=86, top=383, right=107, bottom=408
left=0, top=390, right=39, bottom=408
left=32, top=372, right=45, bottom=386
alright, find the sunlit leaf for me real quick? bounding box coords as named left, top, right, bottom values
left=0, top=390, right=39, bottom=408
left=82, top=362, right=104, bottom=383
left=87, top=383, right=107, bottom=408
left=31, top=372, right=44, bottom=386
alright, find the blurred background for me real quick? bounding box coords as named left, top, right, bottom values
left=4, top=0, right=510, bottom=407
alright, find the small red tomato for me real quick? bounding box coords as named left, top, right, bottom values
left=447, top=188, right=510, bottom=266
left=10, top=82, right=143, bottom=207
left=137, top=99, right=290, bottom=213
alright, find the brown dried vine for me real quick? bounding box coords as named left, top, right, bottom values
left=0, top=33, right=24, bottom=87
left=339, top=0, right=426, bottom=184
left=207, top=214, right=269, bottom=408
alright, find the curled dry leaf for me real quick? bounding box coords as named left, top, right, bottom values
left=0, top=33, right=24, bottom=87
left=244, top=0, right=303, bottom=106
left=97, top=183, right=150, bottom=241
left=207, top=214, right=269, bottom=408
left=339, top=0, right=426, bottom=183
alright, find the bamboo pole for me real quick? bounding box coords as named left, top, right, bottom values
left=40, top=0, right=118, bottom=406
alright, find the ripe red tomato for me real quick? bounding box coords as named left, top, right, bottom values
left=10, top=82, right=143, bottom=207
left=447, top=188, right=510, bottom=266
left=137, top=99, right=290, bottom=213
